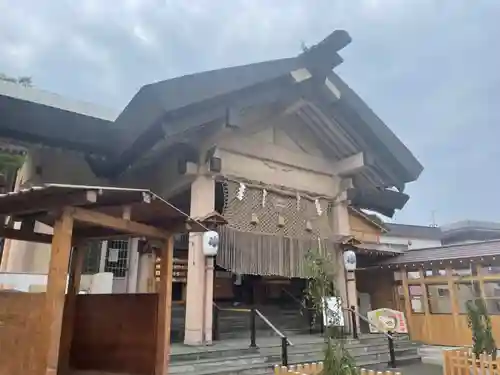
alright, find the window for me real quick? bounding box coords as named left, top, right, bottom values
left=427, top=284, right=452, bottom=314
left=424, top=269, right=447, bottom=277
left=407, top=271, right=421, bottom=280
left=409, top=285, right=424, bottom=313
left=479, top=266, right=500, bottom=276
left=104, top=239, right=129, bottom=278
left=456, top=281, right=481, bottom=313
left=483, top=281, right=500, bottom=314
left=451, top=267, right=474, bottom=277
left=82, top=241, right=102, bottom=275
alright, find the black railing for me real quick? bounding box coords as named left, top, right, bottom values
left=253, top=308, right=292, bottom=367
left=212, top=303, right=291, bottom=366
left=344, top=306, right=397, bottom=369
left=280, top=288, right=323, bottom=334
left=212, top=303, right=251, bottom=342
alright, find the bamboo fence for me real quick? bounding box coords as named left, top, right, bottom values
left=274, top=362, right=402, bottom=375
left=444, top=348, right=500, bottom=374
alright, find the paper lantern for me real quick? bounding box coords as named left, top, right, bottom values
left=202, top=231, right=219, bottom=256
left=343, top=249, right=357, bottom=272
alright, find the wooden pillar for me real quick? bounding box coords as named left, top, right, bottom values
left=59, top=245, right=85, bottom=373
left=155, top=236, right=174, bottom=375
left=400, top=268, right=412, bottom=334
left=446, top=267, right=460, bottom=346
left=44, top=209, right=74, bottom=375
left=418, top=269, right=431, bottom=342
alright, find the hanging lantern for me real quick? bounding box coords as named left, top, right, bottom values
left=202, top=231, right=219, bottom=256
left=343, top=249, right=357, bottom=272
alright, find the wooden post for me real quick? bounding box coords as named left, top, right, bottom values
left=419, top=269, right=431, bottom=342
left=400, top=268, right=412, bottom=334
left=155, top=236, right=174, bottom=375
left=44, top=209, right=74, bottom=375
left=59, top=245, right=85, bottom=373
left=446, top=266, right=460, bottom=346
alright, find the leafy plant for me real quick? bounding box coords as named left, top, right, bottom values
left=466, top=298, right=497, bottom=360
left=304, top=249, right=359, bottom=375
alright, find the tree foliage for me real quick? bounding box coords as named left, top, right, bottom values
left=304, top=250, right=359, bottom=375
left=0, top=73, right=33, bottom=87
left=466, top=298, right=497, bottom=360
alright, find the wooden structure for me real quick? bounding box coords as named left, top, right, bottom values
left=444, top=348, right=500, bottom=375
left=273, top=362, right=402, bottom=375
left=371, top=240, right=500, bottom=347
left=0, top=184, right=225, bottom=375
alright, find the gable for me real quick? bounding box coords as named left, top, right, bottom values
left=242, top=112, right=326, bottom=158
left=349, top=211, right=383, bottom=244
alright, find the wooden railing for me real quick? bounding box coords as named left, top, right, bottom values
left=444, top=348, right=499, bottom=374
left=273, top=362, right=402, bottom=375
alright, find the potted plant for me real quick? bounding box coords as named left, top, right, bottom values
left=466, top=298, right=497, bottom=374
left=304, top=250, right=359, bottom=375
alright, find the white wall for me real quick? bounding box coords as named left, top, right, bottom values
left=378, top=235, right=441, bottom=251
left=0, top=272, right=113, bottom=293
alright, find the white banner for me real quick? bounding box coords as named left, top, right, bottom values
left=322, top=296, right=345, bottom=327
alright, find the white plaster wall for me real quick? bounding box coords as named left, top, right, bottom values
left=217, top=119, right=340, bottom=197
left=378, top=235, right=441, bottom=250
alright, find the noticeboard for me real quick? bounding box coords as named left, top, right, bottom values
left=367, top=308, right=408, bottom=334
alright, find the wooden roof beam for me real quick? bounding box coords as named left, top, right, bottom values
left=0, top=226, right=53, bottom=244
left=0, top=189, right=97, bottom=216
left=68, top=206, right=170, bottom=240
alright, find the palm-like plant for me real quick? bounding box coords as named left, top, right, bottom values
left=304, top=250, right=359, bottom=375
left=466, top=298, right=497, bottom=360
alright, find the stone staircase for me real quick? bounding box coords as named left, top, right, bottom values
left=169, top=334, right=422, bottom=375
left=170, top=304, right=422, bottom=374
left=169, top=334, right=420, bottom=375
left=171, top=303, right=316, bottom=342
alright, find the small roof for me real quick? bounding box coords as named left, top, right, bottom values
left=0, top=80, right=121, bottom=157
left=0, top=184, right=226, bottom=240
left=375, top=239, right=500, bottom=267
left=384, top=223, right=442, bottom=240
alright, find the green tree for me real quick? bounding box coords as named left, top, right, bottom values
left=0, top=73, right=33, bottom=87
left=304, top=250, right=359, bottom=375
left=466, top=298, right=497, bottom=360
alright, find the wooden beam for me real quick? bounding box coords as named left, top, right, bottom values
left=418, top=269, right=431, bottom=343
left=155, top=236, right=174, bottom=375
left=44, top=209, right=74, bottom=375
left=446, top=266, right=460, bottom=346
left=0, top=226, right=53, bottom=243
left=68, top=206, right=170, bottom=239
left=400, top=268, right=413, bottom=335
left=0, top=190, right=97, bottom=216
left=59, top=246, right=85, bottom=373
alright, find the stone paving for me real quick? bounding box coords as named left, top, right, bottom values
left=397, top=363, right=442, bottom=375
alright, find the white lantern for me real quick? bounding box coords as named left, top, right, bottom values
left=202, top=231, right=219, bottom=256
left=343, top=249, right=357, bottom=272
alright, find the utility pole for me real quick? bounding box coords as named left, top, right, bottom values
left=430, top=210, right=438, bottom=227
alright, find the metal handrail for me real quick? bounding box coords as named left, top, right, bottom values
left=212, top=302, right=292, bottom=366
left=281, top=288, right=308, bottom=309
left=254, top=309, right=293, bottom=346
left=342, top=305, right=397, bottom=368
left=342, top=306, right=394, bottom=340
left=280, top=288, right=321, bottom=334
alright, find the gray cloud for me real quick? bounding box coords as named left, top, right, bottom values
left=1, top=0, right=499, bottom=225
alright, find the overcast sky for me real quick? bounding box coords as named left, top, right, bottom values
left=0, top=0, right=499, bottom=226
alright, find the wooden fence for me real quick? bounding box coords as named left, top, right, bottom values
left=274, top=362, right=402, bottom=375
left=444, top=348, right=499, bottom=374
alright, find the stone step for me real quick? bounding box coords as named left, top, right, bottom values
left=168, top=344, right=420, bottom=375
left=170, top=334, right=417, bottom=363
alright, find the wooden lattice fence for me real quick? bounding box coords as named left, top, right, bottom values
left=444, top=348, right=500, bottom=374
left=273, top=362, right=402, bottom=375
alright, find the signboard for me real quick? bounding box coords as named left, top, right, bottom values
left=367, top=308, right=408, bottom=334
left=322, top=297, right=345, bottom=327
